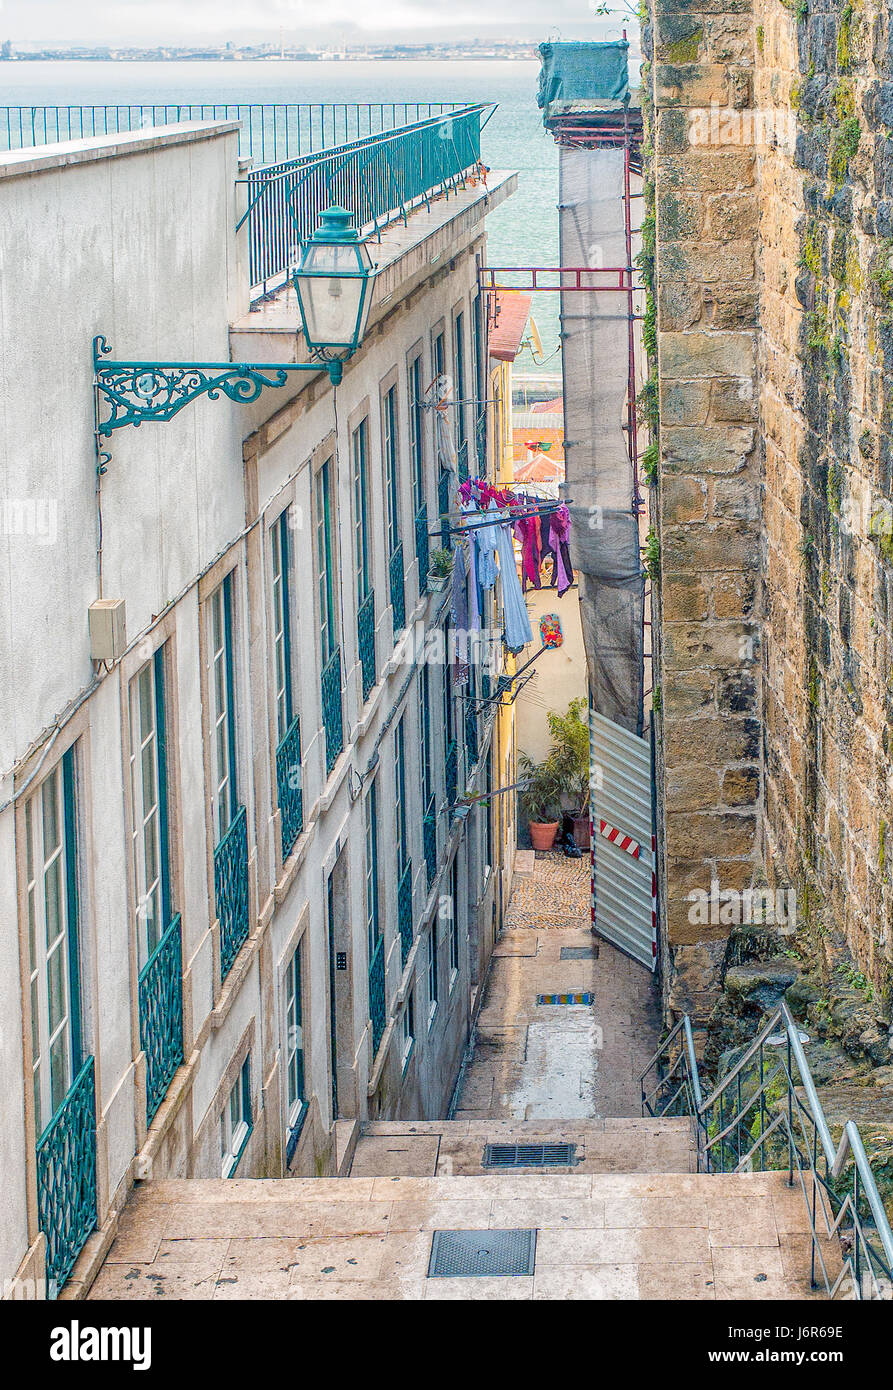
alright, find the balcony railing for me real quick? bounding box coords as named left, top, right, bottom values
left=240, top=105, right=486, bottom=294
left=321, top=647, right=344, bottom=776
left=389, top=544, right=406, bottom=634
left=445, top=739, right=458, bottom=808
left=138, top=914, right=184, bottom=1125
left=275, top=715, right=304, bottom=860
left=36, top=1056, right=97, bottom=1296
left=215, top=803, right=250, bottom=980
left=369, top=935, right=387, bottom=1056
left=438, top=471, right=452, bottom=546
left=358, top=591, right=376, bottom=703
left=398, top=859, right=414, bottom=966
left=415, top=504, right=430, bottom=591
left=423, top=798, right=438, bottom=888
left=0, top=102, right=468, bottom=162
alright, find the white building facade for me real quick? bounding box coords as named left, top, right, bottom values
left=0, top=118, right=517, bottom=1299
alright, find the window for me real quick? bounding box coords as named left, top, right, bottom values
left=395, top=714, right=408, bottom=873
left=128, top=648, right=172, bottom=970
left=271, top=510, right=295, bottom=743
left=351, top=421, right=371, bottom=605
left=365, top=778, right=381, bottom=960
left=220, top=1055, right=252, bottom=1177
left=25, top=750, right=83, bottom=1138
left=401, top=991, right=415, bottom=1070
left=207, top=572, right=238, bottom=844
left=485, top=749, right=495, bottom=872
left=315, top=458, right=338, bottom=667
left=420, top=665, right=433, bottom=808
left=409, top=354, right=425, bottom=516
left=383, top=385, right=401, bottom=557
left=454, top=310, right=468, bottom=480
left=284, top=947, right=306, bottom=1163
left=427, top=927, right=439, bottom=1024
left=449, top=855, right=460, bottom=984
left=472, top=291, right=487, bottom=473
left=433, top=328, right=446, bottom=383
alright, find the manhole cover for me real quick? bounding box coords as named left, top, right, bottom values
left=536, top=992, right=594, bottom=1005
left=483, top=1142, right=577, bottom=1169
left=560, top=946, right=598, bottom=960
left=428, top=1229, right=536, bottom=1278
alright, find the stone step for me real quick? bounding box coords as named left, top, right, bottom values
left=87, top=1168, right=828, bottom=1301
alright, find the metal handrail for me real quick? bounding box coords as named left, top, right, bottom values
left=639, top=1001, right=893, bottom=1299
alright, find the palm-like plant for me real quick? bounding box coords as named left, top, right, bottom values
left=545, top=697, right=589, bottom=814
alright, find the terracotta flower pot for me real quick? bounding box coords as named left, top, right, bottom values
left=529, top=820, right=559, bottom=851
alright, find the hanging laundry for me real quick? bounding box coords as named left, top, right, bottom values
left=494, top=512, right=533, bottom=653
left=474, top=498, right=501, bottom=590
left=548, top=503, right=575, bottom=597
left=514, top=512, right=543, bottom=591
left=461, top=502, right=482, bottom=632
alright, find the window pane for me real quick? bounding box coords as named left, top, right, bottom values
left=44, top=856, right=63, bottom=949
left=47, top=942, right=66, bottom=1035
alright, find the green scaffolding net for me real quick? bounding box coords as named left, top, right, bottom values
left=537, top=40, right=630, bottom=124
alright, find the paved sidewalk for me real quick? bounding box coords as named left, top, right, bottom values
left=453, top=853, right=662, bottom=1120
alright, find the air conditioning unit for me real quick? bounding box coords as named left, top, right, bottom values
left=88, top=598, right=126, bottom=663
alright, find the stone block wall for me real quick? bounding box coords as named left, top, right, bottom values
left=648, top=0, right=893, bottom=1028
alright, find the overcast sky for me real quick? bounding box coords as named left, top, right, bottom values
left=0, top=0, right=631, bottom=45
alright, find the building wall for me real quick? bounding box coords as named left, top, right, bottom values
left=0, top=123, right=517, bottom=1298
left=647, top=0, right=893, bottom=1031
left=515, top=585, right=587, bottom=767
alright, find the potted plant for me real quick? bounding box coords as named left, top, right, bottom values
left=428, top=548, right=453, bottom=592
left=518, top=751, right=563, bottom=851
left=546, top=697, right=590, bottom=847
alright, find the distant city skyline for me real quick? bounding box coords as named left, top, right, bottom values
left=0, top=1, right=636, bottom=47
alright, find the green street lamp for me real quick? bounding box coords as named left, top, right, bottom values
left=93, top=205, right=375, bottom=449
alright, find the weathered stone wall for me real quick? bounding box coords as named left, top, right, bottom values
left=648, top=0, right=893, bottom=1042
left=647, top=0, right=765, bottom=1027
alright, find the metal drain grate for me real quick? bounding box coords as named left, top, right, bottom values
left=536, top=991, right=594, bottom=1005
left=428, top=1228, right=536, bottom=1278
left=483, top=1142, right=577, bottom=1169
left=560, top=946, right=598, bottom=960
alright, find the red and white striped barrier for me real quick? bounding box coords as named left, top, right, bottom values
left=597, top=819, right=641, bottom=859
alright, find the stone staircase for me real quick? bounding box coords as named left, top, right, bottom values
left=85, top=1118, right=826, bottom=1300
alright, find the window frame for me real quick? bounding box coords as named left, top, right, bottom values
left=283, top=945, right=307, bottom=1163
left=408, top=350, right=426, bottom=516
left=351, top=419, right=372, bottom=605
left=271, top=508, right=296, bottom=744
left=427, top=925, right=439, bottom=1027
left=220, top=1054, right=252, bottom=1178
left=364, top=776, right=381, bottom=962
left=207, top=571, right=239, bottom=845
left=382, top=382, right=401, bottom=559
left=315, top=456, right=339, bottom=668
left=401, top=991, right=415, bottom=1071
left=128, top=645, right=173, bottom=972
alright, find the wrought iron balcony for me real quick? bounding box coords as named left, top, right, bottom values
left=215, top=803, right=250, bottom=980
left=438, top=471, right=452, bottom=547
left=369, top=935, right=387, bottom=1056
left=389, top=543, right=406, bottom=634
left=414, top=504, right=430, bottom=592
left=357, top=591, right=376, bottom=703
left=275, top=715, right=304, bottom=860
left=138, top=914, right=184, bottom=1125
left=397, top=859, right=414, bottom=967
left=321, top=647, right=344, bottom=776
left=423, top=798, right=438, bottom=888
left=445, top=738, right=458, bottom=808
left=465, top=701, right=479, bottom=768
left=36, top=1056, right=97, bottom=1296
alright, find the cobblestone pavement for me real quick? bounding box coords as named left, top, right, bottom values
left=453, top=852, right=662, bottom=1120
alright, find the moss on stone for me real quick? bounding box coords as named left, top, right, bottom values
left=800, top=222, right=822, bottom=277
left=828, top=115, right=861, bottom=183
left=665, top=27, right=702, bottom=63
left=837, top=1, right=854, bottom=72
left=756, top=23, right=765, bottom=52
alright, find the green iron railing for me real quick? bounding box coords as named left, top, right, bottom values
left=389, top=543, right=406, bottom=634
left=445, top=738, right=458, bottom=808
left=423, top=799, right=438, bottom=888
left=239, top=105, right=487, bottom=293
left=36, top=1055, right=97, bottom=1296
left=397, top=859, right=414, bottom=966
left=415, top=504, right=430, bottom=591
left=215, top=803, right=250, bottom=980
left=275, top=715, right=304, bottom=860
left=438, top=471, right=452, bottom=546
left=321, top=647, right=344, bottom=776
left=465, top=700, right=479, bottom=768
left=369, top=935, right=387, bottom=1055
left=138, top=914, right=184, bottom=1125
left=358, top=591, right=376, bottom=703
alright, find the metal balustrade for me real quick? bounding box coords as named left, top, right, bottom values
left=275, top=715, right=304, bottom=860
left=214, top=803, right=250, bottom=980
left=423, top=799, right=438, bottom=888
left=397, top=859, right=414, bottom=966
left=0, top=101, right=468, bottom=162
left=415, top=504, right=430, bottom=591
left=369, top=935, right=387, bottom=1055
left=389, top=543, right=406, bottom=634
left=640, top=1003, right=893, bottom=1300
left=357, top=592, right=376, bottom=703
left=240, top=105, right=486, bottom=294
left=36, top=1056, right=97, bottom=1296
left=445, top=739, right=458, bottom=809
left=321, top=647, right=344, bottom=775
left=138, top=914, right=184, bottom=1125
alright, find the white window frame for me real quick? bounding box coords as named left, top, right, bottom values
left=284, top=946, right=306, bottom=1140
left=207, top=577, right=236, bottom=845
left=401, top=992, right=415, bottom=1071
left=128, top=656, right=165, bottom=970
left=427, top=927, right=438, bottom=1028
left=220, top=1055, right=252, bottom=1178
